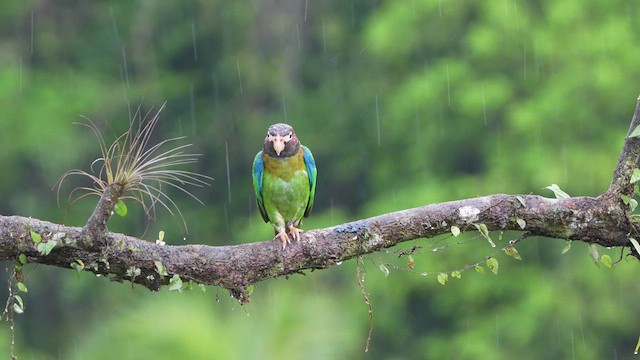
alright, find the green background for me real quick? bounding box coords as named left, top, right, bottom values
left=0, top=1, right=639, bottom=358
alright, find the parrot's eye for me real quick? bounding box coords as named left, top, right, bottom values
left=285, top=133, right=293, bottom=141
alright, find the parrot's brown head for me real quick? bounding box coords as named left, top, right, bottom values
left=263, top=123, right=300, bottom=158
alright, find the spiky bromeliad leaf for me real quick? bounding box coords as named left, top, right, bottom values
left=56, top=103, right=212, bottom=232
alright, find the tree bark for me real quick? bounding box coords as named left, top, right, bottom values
left=2, top=100, right=640, bottom=304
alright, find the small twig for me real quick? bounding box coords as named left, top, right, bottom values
left=508, top=232, right=532, bottom=246
left=3, top=268, right=18, bottom=360
left=356, top=256, right=373, bottom=352
left=396, top=245, right=421, bottom=257
left=612, top=246, right=626, bottom=266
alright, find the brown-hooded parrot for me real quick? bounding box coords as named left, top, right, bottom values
left=252, top=123, right=317, bottom=249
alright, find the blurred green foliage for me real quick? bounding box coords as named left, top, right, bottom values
left=0, top=0, right=639, bottom=358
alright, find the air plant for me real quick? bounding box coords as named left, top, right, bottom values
left=56, top=102, right=212, bottom=233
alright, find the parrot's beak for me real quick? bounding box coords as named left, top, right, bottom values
left=272, top=136, right=286, bottom=156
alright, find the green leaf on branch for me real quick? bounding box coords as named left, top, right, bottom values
left=37, top=240, right=57, bottom=256
left=13, top=303, right=24, bottom=315
left=378, top=263, right=390, bottom=278
left=179, top=281, right=194, bottom=292
left=474, top=223, right=495, bottom=247
left=503, top=246, right=522, bottom=260
left=629, top=238, right=640, bottom=255
left=629, top=124, right=640, bottom=138
left=588, top=244, right=601, bottom=266
left=30, top=230, right=41, bottom=244
left=631, top=169, right=640, bottom=184
left=70, top=260, right=85, bottom=280
left=450, top=226, right=461, bottom=237
left=156, top=230, right=166, bottom=245
left=114, top=199, right=127, bottom=217
left=475, top=265, right=485, bottom=274
left=621, top=194, right=630, bottom=205
left=16, top=282, right=27, bottom=293
left=437, top=273, right=448, bottom=285
left=544, top=184, right=570, bottom=199
left=168, top=274, right=183, bottom=292
left=13, top=294, right=24, bottom=314
left=620, top=194, right=638, bottom=211
left=70, top=259, right=84, bottom=271
left=600, top=254, right=613, bottom=268
left=486, top=257, right=499, bottom=275
left=451, top=270, right=462, bottom=279
left=166, top=275, right=199, bottom=293
left=154, top=261, right=168, bottom=278
left=16, top=253, right=27, bottom=270
left=561, top=240, right=572, bottom=254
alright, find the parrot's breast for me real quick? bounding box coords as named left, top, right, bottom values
left=262, top=148, right=306, bottom=180
left=262, top=149, right=310, bottom=226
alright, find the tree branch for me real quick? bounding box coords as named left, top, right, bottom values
left=608, top=98, right=640, bottom=196
left=2, top=100, right=640, bottom=304
left=0, top=193, right=633, bottom=303
left=81, top=182, right=124, bottom=249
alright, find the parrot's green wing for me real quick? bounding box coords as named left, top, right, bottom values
left=302, top=145, right=317, bottom=218
left=252, top=151, right=269, bottom=222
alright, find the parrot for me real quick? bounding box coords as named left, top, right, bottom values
left=252, top=123, right=317, bottom=249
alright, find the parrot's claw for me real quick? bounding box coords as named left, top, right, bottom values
left=288, top=225, right=303, bottom=243
left=275, top=226, right=304, bottom=249
left=276, top=230, right=291, bottom=249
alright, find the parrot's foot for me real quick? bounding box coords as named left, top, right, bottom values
left=275, top=226, right=304, bottom=249
left=275, top=230, right=292, bottom=249
left=288, top=225, right=303, bottom=243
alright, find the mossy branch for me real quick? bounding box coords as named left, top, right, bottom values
left=0, top=191, right=635, bottom=304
